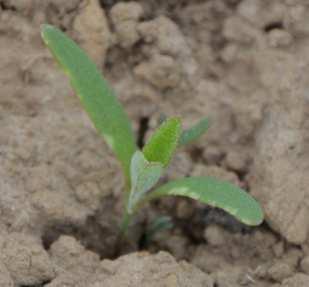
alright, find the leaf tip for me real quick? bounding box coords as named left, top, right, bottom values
left=41, top=24, right=52, bottom=39
left=239, top=201, right=264, bottom=226
left=142, top=116, right=182, bottom=167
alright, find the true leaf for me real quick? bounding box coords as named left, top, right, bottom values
left=41, top=24, right=137, bottom=183
left=142, top=117, right=181, bottom=167
left=128, top=151, right=163, bottom=213
left=179, top=117, right=209, bottom=146
left=145, top=216, right=173, bottom=243
left=145, top=176, right=263, bottom=226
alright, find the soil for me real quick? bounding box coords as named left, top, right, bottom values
left=1, top=0, right=309, bottom=286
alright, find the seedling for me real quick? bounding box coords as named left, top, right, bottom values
left=41, top=25, right=263, bottom=236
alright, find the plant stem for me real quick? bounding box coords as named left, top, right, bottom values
left=113, top=208, right=132, bottom=258
left=120, top=208, right=132, bottom=235
left=119, top=175, right=133, bottom=235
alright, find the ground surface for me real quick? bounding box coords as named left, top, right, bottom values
left=0, top=0, right=309, bottom=286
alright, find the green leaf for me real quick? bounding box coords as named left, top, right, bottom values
left=179, top=117, right=209, bottom=146
left=128, top=151, right=164, bottom=213
left=145, top=216, right=173, bottom=243
left=143, top=117, right=181, bottom=167
left=146, top=177, right=264, bottom=226
left=41, top=24, right=137, bottom=183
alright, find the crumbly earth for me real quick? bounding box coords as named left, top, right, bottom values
left=0, top=0, right=309, bottom=286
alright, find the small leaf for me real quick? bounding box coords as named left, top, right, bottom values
left=41, top=24, right=137, bottom=184
left=179, top=117, right=209, bottom=146
left=143, top=117, right=181, bottom=167
left=128, top=151, right=163, bottom=213
left=145, top=177, right=264, bottom=226
left=145, top=216, right=173, bottom=243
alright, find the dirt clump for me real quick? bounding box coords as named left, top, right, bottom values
left=91, top=251, right=214, bottom=287
left=249, top=53, right=308, bottom=244
left=73, top=0, right=112, bottom=65
left=0, top=261, right=14, bottom=287
left=280, top=273, right=309, bottom=287
left=0, top=232, right=55, bottom=286
left=110, top=1, right=144, bottom=48
left=45, top=235, right=213, bottom=287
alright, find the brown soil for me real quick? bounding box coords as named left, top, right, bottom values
left=1, top=0, right=309, bottom=286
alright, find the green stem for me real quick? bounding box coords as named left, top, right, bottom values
left=114, top=207, right=132, bottom=258
left=119, top=174, right=133, bottom=235
left=120, top=208, right=132, bottom=235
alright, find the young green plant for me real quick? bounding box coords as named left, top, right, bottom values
left=41, top=25, right=264, bottom=235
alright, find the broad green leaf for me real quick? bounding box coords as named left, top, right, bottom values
left=41, top=24, right=137, bottom=183
left=146, top=177, right=263, bottom=226
left=143, top=117, right=181, bottom=167
left=179, top=117, right=209, bottom=146
left=128, top=151, right=163, bottom=213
